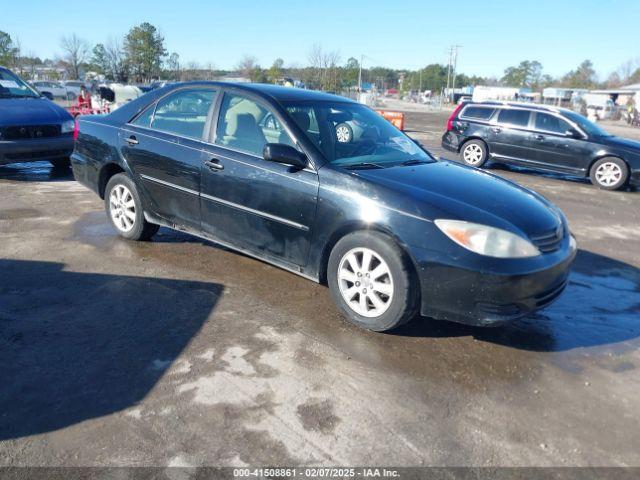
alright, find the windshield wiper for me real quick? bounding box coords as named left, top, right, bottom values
left=399, top=159, right=430, bottom=166
left=344, top=162, right=386, bottom=170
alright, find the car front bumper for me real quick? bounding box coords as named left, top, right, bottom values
left=0, top=136, right=74, bottom=166
left=412, top=235, right=578, bottom=326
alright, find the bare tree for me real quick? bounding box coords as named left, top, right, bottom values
left=237, top=54, right=258, bottom=79
left=60, top=34, right=89, bottom=79
left=12, top=37, right=22, bottom=74
left=105, top=37, right=128, bottom=82
left=307, top=44, right=341, bottom=91
left=616, top=58, right=640, bottom=85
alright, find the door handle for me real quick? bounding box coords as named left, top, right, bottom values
left=490, top=127, right=502, bottom=134
left=534, top=134, right=545, bottom=141
left=125, top=135, right=138, bottom=145
left=204, top=159, right=224, bottom=171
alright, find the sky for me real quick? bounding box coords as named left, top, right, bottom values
left=3, top=0, right=639, bottom=80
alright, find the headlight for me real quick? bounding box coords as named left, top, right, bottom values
left=61, top=120, right=75, bottom=134
left=435, top=219, right=540, bottom=258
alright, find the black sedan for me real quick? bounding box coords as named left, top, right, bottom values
left=441, top=101, right=640, bottom=190
left=71, top=82, right=577, bottom=331
left=0, top=67, right=75, bottom=168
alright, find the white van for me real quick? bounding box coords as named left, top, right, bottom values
left=582, top=94, right=615, bottom=120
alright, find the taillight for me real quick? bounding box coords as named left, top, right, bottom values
left=73, top=119, right=79, bottom=141
left=446, top=103, right=465, bottom=131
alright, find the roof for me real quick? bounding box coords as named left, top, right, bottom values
left=471, top=101, right=574, bottom=114
left=173, top=81, right=355, bottom=103
left=621, top=83, right=640, bottom=91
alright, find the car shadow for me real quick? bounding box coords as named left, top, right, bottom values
left=489, top=162, right=639, bottom=192
left=393, top=249, right=640, bottom=352
left=0, top=259, right=223, bottom=441
left=0, top=161, right=74, bottom=182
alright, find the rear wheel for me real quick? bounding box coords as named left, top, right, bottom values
left=589, top=157, right=628, bottom=190
left=104, top=173, right=159, bottom=241
left=327, top=231, right=419, bottom=332
left=460, top=139, right=488, bottom=167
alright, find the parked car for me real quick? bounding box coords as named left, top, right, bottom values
left=71, top=82, right=576, bottom=331
left=61, top=80, right=85, bottom=99
left=32, top=80, right=69, bottom=100
left=0, top=67, right=75, bottom=168
left=442, top=101, right=640, bottom=190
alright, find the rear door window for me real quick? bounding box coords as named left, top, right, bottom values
left=146, top=89, right=217, bottom=139
left=534, top=113, right=570, bottom=134
left=460, top=106, right=495, bottom=120
left=497, top=109, right=531, bottom=128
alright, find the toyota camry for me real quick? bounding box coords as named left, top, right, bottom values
left=71, top=82, right=577, bottom=331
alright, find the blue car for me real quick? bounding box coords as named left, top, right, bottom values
left=0, top=67, right=75, bottom=168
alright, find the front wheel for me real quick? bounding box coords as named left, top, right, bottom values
left=327, top=231, right=419, bottom=332
left=589, top=157, right=628, bottom=190
left=335, top=123, right=353, bottom=143
left=460, top=140, right=488, bottom=167
left=104, top=173, right=159, bottom=241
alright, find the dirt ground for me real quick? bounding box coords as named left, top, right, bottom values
left=1, top=107, right=639, bottom=468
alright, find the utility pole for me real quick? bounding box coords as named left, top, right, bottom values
left=451, top=45, right=461, bottom=94
left=419, top=68, right=422, bottom=92
left=445, top=45, right=461, bottom=103
left=445, top=46, right=453, bottom=102
left=358, top=54, right=363, bottom=92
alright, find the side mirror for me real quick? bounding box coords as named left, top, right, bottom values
left=565, top=128, right=582, bottom=139
left=263, top=143, right=308, bottom=169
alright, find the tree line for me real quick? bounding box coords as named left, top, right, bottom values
left=2, top=27, right=639, bottom=92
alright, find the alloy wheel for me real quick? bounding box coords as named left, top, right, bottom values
left=109, top=184, right=136, bottom=232
left=338, top=247, right=394, bottom=318
left=595, top=162, right=622, bottom=187
left=463, top=143, right=484, bottom=165
left=336, top=125, right=351, bottom=143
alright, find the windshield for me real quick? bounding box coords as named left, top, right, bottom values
left=282, top=100, right=434, bottom=167
left=563, top=110, right=611, bottom=137
left=0, top=69, right=40, bottom=99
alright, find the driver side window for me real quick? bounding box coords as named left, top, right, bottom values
left=215, top=93, right=294, bottom=157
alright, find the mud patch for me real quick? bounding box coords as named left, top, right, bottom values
left=294, top=347, right=327, bottom=370
left=0, top=208, right=42, bottom=220
left=296, top=398, right=341, bottom=434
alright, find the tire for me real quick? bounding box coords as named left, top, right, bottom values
left=327, top=231, right=419, bottom=332
left=460, top=139, right=488, bottom=167
left=49, top=158, right=70, bottom=169
left=104, top=173, right=159, bottom=241
left=335, top=123, right=353, bottom=143
left=589, top=157, right=629, bottom=190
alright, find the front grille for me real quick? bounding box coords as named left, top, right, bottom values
left=0, top=124, right=61, bottom=140
left=529, top=225, right=564, bottom=253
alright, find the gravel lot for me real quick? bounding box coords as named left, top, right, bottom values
left=1, top=106, right=639, bottom=468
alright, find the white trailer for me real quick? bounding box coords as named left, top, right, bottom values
left=472, top=86, right=530, bottom=102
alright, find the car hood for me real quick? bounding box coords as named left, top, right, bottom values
left=0, top=98, right=73, bottom=126
left=598, top=135, right=640, bottom=153
left=353, top=160, right=562, bottom=236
